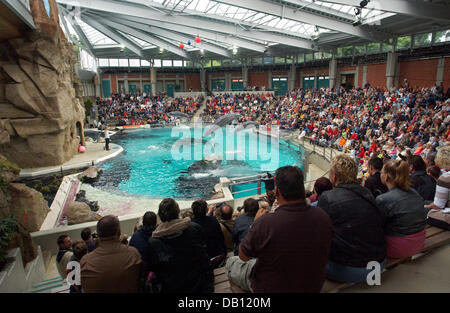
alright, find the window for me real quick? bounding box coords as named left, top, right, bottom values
left=118, top=59, right=128, bottom=67
left=252, top=57, right=262, bottom=65
left=382, top=38, right=394, bottom=52
left=212, top=60, right=221, bottom=67
left=186, top=60, right=193, bottom=67
left=173, top=60, right=183, bottom=67
left=274, top=57, right=285, bottom=64
left=162, top=60, right=172, bottom=67
left=305, top=53, right=313, bottom=62
left=263, top=56, right=272, bottom=64
left=221, top=59, right=230, bottom=66
left=434, top=30, right=450, bottom=43
left=109, top=59, right=119, bottom=67
left=354, top=45, right=365, bottom=55
left=342, top=46, right=353, bottom=56
left=322, top=52, right=332, bottom=59
left=297, top=54, right=304, bottom=63
left=279, top=77, right=287, bottom=81
left=367, top=42, right=380, bottom=53
left=396, top=36, right=411, bottom=50
left=286, top=56, right=295, bottom=64
left=337, top=47, right=343, bottom=57
left=314, top=52, right=322, bottom=60
left=414, top=33, right=432, bottom=47
left=98, top=58, right=109, bottom=67
left=231, top=59, right=241, bottom=66
left=204, top=59, right=211, bottom=68
left=153, top=59, right=161, bottom=67
left=141, top=60, right=150, bottom=66
left=129, top=59, right=140, bottom=67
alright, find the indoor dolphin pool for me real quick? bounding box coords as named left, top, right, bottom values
left=88, top=127, right=304, bottom=200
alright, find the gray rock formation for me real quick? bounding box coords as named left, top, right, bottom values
left=0, top=0, right=85, bottom=168
left=7, top=183, right=50, bottom=233
left=65, top=201, right=101, bottom=225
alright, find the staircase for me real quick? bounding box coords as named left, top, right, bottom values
left=26, top=252, right=70, bottom=293
left=28, top=276, right=68, bottom=293
left=190, top=96, right=209, bottom=126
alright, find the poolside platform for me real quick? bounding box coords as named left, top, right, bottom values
left=19, top=141, right=123, bottom=179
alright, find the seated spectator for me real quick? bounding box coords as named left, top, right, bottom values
left=191, top=200, right=226, bottom=268
left=66, top=240, right=88, bottom=293
left=427, top=165, right=441, bottom=182
left=311, top=177, right=333, bottom=206
left=363, top=157, right=388, bottom=198
left=226, top=166, right=333, bottom=292
left=56, top=235, right=73, bottom=280
left=232, top=198, right=259, bottom=256
left=147, top=198, right=213, bottom=293
left=216, top=204, right=235, bottom=253
left=425, top=145, right=450, bottom=211
left=377, top=159, right=427, bottom=259
left=129, top=211, right=157, bottom=276
left=408, top=155, right=436, bottom=202
left=318, top=154, right=386, bottom=283
left=80, top=215, right=142, bottom=293
left=81, top=227, right=97, bottom=253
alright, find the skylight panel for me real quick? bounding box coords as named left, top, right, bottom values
left=78, top=19, right=117, bottom=46
left=267, top=18, right=281, bottom=27
left=196, top=0, right=209, bottom=11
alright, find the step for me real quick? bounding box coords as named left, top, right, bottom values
left=30, top=281, right=66, bottom=293
left=31, top=276, right=63, bottom=289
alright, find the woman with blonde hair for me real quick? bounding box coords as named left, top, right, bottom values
left=425, top=145, right=450, bottom=211
left=377, top=159, right=427, bottom=258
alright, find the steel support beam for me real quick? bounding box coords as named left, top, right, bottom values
left=319, top=0, right=450, bottom=22
left=90, top=16, right=188, bottom=58
left=106, top=16, right=232, bottom=57
left=119, top=15, right=267, bottom=52
left=1, top=0, right=35, bottom=29
left=81, top=15, right=143, bottom=57
left=59, top=7, right=96, bottom=56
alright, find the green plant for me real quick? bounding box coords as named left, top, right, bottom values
left=84, top=98, right=93, bottom=117
left=0, top=216, right=19, bottom=266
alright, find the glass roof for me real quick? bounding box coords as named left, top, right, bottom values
left=57, top=0, right=402, bottom=56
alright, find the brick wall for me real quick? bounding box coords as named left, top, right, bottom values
left=248, top=71, right=268, bottom=87
left=399, top=59, right=439, bottom=88
left=185, top=73, right=201, bottom=91
left=443, top=57, right=450, bottom=91
left=366, top=63, right=386, bottom=88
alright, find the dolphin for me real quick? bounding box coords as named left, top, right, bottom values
left=203, top=113, right=240, bottom=137
left=168, top=111, right=188, bottom=118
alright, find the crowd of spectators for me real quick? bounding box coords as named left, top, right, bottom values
left=201, top=84, right=449, bottom=177
left=55, top=82, right=450, bottom=293
left=92, top=93, right=203, bottom=127
left=55, top=143, right=449, bottom=293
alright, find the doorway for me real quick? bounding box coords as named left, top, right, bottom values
left=341, top=73, right=355, bottom=89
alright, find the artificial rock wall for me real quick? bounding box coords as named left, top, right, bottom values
left=0, top=0, right=85, bottom=168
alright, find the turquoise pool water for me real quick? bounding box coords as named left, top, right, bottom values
left=93, top=127, right=304, bottom=200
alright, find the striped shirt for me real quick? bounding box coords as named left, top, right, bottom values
left=434, top=171, right=450, bottom=209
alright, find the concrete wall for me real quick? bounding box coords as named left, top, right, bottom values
left=0, top=247, right=45, bottom=292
